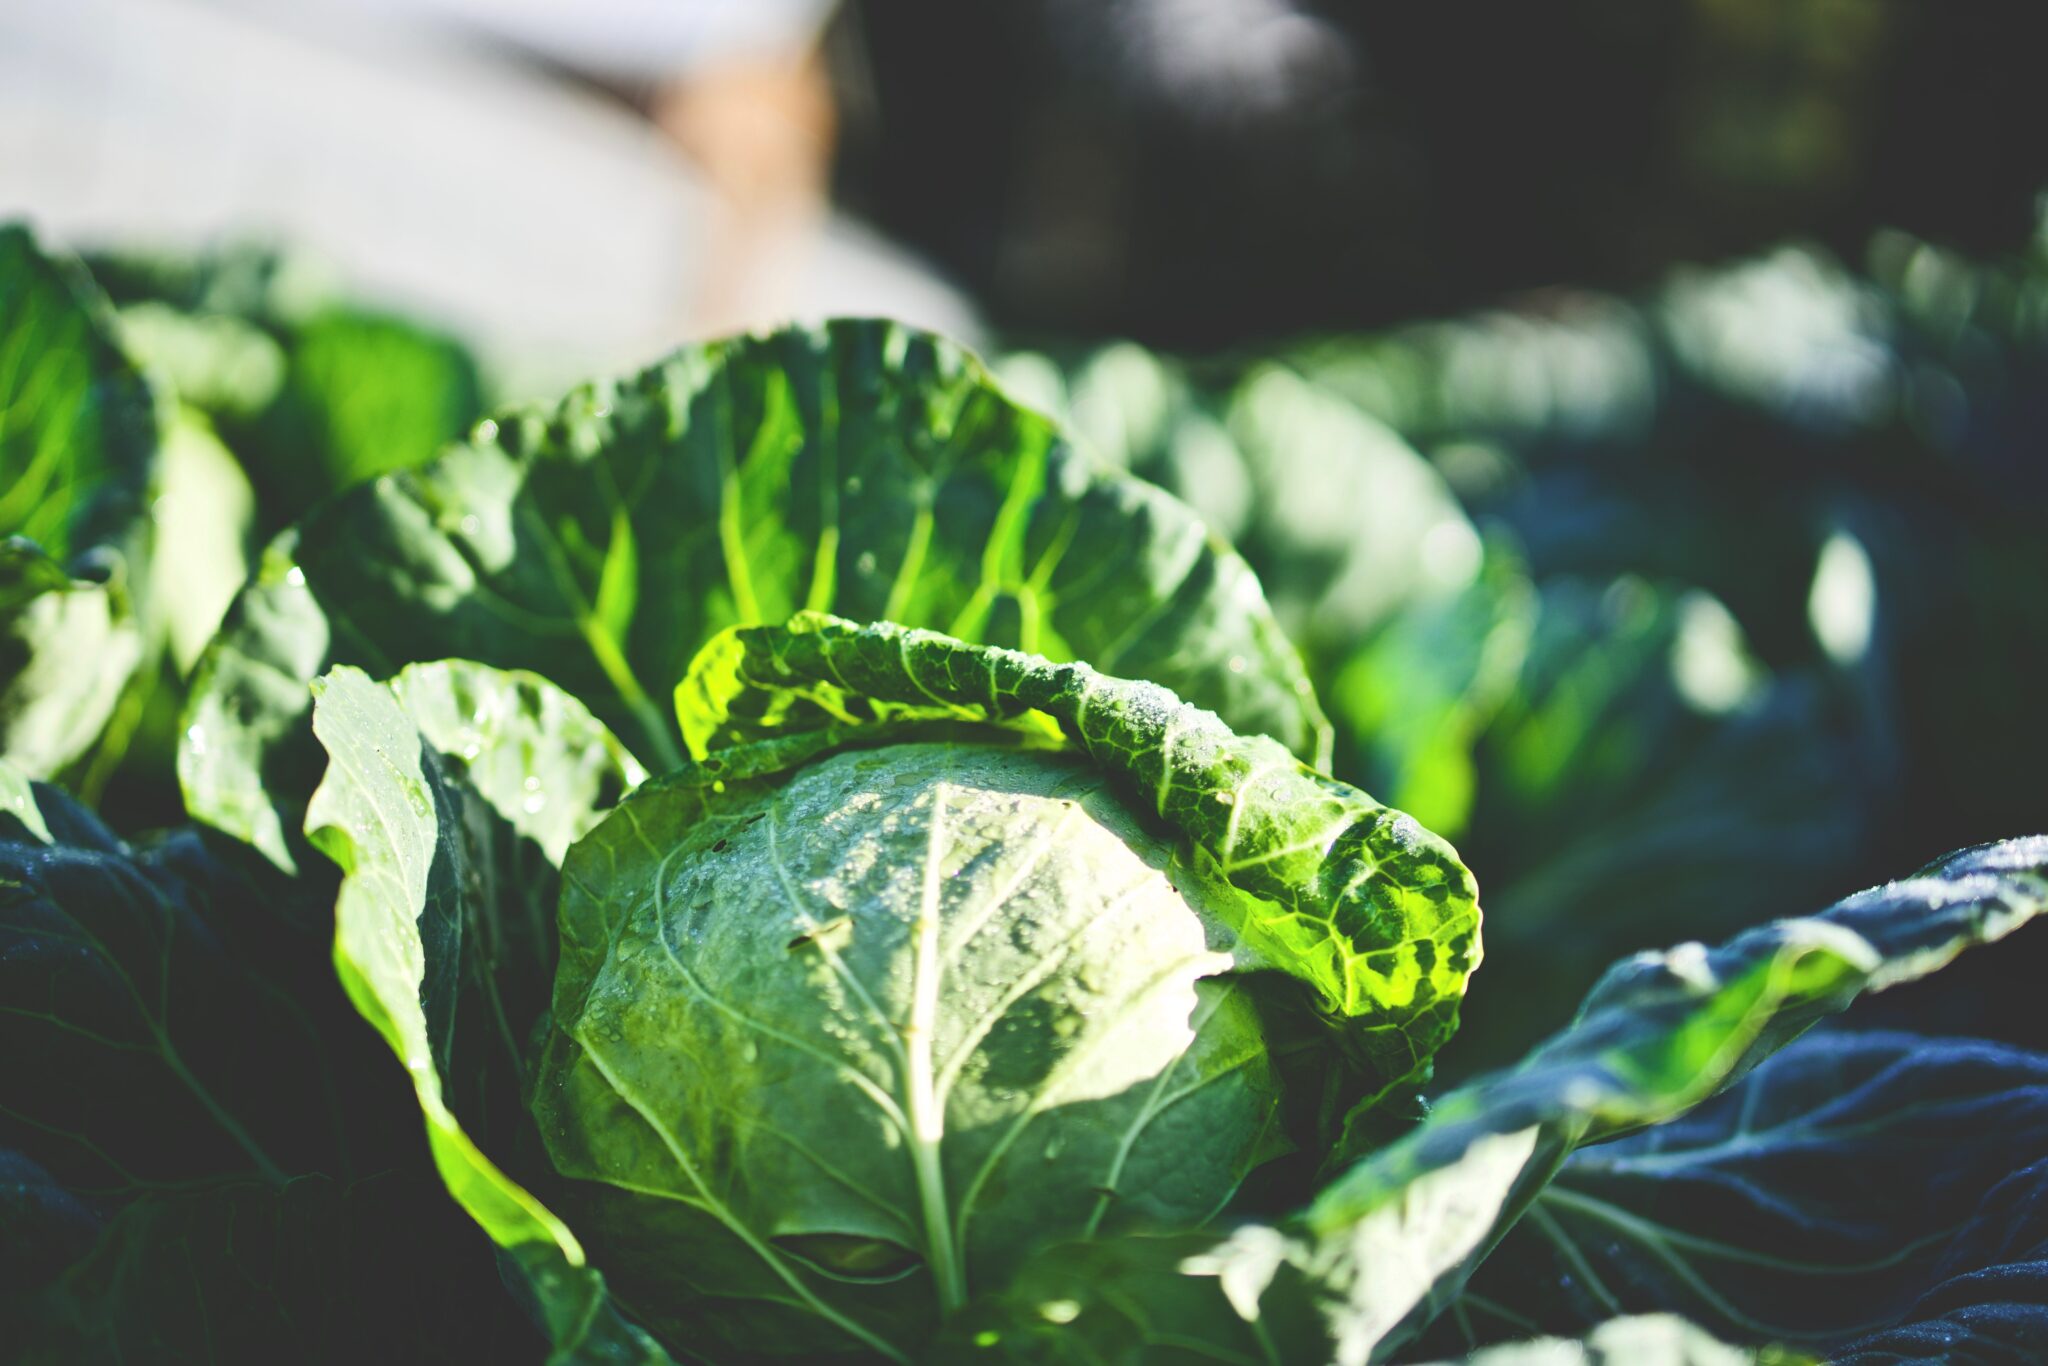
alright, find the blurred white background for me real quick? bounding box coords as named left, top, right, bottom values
left=0, top=0, right=978, bottom=388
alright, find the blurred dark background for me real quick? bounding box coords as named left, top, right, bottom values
left=835, top=0, right=2048, bottom=347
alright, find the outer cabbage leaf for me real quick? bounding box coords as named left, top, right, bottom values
left=676, top=613, right=1480, bottom=1092
left=113, top=302, right=288, bottom=420
left=1221, top=365, right=1479, bottom=645
left=1832, top=1157, right=2048, bottom=1364
left=0, top=224, right=159, bottom=778
left=183, top=319, right=1326, bottom=869
left=82, top=240, right=331, bottom=325
left=1430, top=1030, right=2048, bottom=1356
left=0, top=762, right=532, bottom=1360
left=1008, top=345, right=1479, bottom=651
left=0, top=227, right=156, bottom=581
left=937, top=837, right=2048, bottom=1365
left=0, top=757, right=52, bottom=841
left=0, top=1150, right=98, bottom=1287
left=386, top=657, right=650, bottom=864
left=3, top=1172, right=542, bottom=1365
left=303, top=666, right=666, bottom=1363
left=1325, top=540, right=1536, bottom=838
left=255, top=306, right=484, bottom=509
left=1, top=773, right=311, bottom=1194
left=1285, top=298, right=1658, bottom=452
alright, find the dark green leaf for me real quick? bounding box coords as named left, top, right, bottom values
left=3, top=1173, right=545, bottom=1365
left=92, top=240, right=483, bottom=538
left=0, top=225, right=156, bottom=571
left=1, top=784, right=319, bottom=1193
left=1435, top=1030, right=2048, bottom=1355
left=252, top=306, right=484, bottom=514
left=1832, top=1157, right=2048, bottom=1365
left=0, top=762, right=542, bottom=1359
left=1434, top=571, right=1872, bottom=1076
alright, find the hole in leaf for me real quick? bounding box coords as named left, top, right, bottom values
left=787, top=916, right=854, bottom=953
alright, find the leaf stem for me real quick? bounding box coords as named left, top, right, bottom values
left=905, top=779, right=967, bottom=1312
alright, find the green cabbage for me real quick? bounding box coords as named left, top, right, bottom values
left=535, top=742, right=1291, bottom=1355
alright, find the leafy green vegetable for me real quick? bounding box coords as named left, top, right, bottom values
left=114, top=302, right=287, bottom=421
left=0, top=229, right=157, bottom=574
left=252, top=307, right=484, bottom=517
left=1433, top=1029, right=2048, bottom=1355
left=1831, top=1157, right=2048, bottom=1364
left=298, top=615, right=1472, bottom=1361
left=89, top=240, right=483, bottom=536
left=10, top=214, right=2048, bottom=1363
left=185, top=319, right=1327, bottom=872
left=940, top=837, right=2048, bottom=1364
left=6, top=1171, right=542, bottom=1365
left=1298, top=838, right=2048, bottom=1358
left=0, top=228, right=483, bottom=830
left=0, top=226, right=159, bottom=780
left=150, top=408, right=254, bottom=674
left=0, top=763, right=538, bottom=1361
left=540, top=742, right=1291, bottom=1359
left=1007, top=330, right=1901, bottom=1080
left=302, top=665, right=668, bottom=1364
left=1416, top=567, right=1872, bottom=1074
left=1009, top=345, right=1481, bottom=653
left=0, top=539, right=147, bottom=783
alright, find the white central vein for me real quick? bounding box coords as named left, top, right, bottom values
left=905, top=777, right=967, bottom=1311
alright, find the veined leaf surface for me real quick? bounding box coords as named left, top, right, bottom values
left=184, top=320, right=1326, bottom=870
left=939, top=838, right=2048, bottom=1365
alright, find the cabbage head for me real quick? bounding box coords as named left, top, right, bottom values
left=296, top=613, right=2048, bottom=1366
left=519, top=615, right=1483, bottom=1358
left=533, top=741, right=1291, bottom=1353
